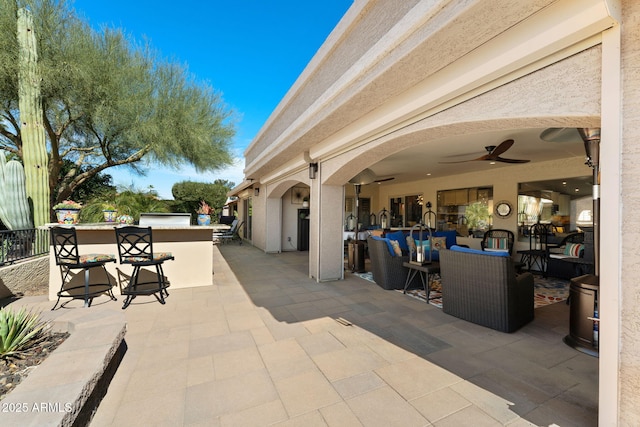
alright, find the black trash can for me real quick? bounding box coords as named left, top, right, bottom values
left=564, top=274, right=599, bottom=357
left=348, top=240, right=365, bottom=273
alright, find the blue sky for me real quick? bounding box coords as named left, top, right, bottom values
left=72, top=1, right=353, bottom=198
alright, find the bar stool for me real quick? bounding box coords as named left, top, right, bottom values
left=50, top=226, right=117, bottom=310
left=114, top=226, right=174, bottom=309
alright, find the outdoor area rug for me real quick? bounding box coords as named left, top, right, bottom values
left=354, top=271, right=569, bottom=309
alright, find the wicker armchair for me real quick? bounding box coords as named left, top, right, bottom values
left=439, top=247, right=534, bottom=332
left=367, top=237, right=421, bottom=290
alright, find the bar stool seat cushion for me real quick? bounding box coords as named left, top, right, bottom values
left=78, top=253, right=117, bottom=264
left=122, top=252, right=173, bottom=263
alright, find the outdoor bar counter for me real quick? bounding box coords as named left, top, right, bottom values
left=44, top=223, right=223, bottom=302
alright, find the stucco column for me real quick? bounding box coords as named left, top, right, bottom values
left=309, top=174, right=344, bottom=281
left=264, top=195, right=282, bottom=253
left=251, top=190, right=266, bottom=249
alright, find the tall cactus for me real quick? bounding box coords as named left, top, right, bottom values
left=17, top=8, right=49, bottom=227
left=0, top=151, right=33, bottom=230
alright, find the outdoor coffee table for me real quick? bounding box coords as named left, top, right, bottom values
left=402, top=261, right=440, bottom=303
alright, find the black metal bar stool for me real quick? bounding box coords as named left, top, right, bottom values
left=50, top=226, right=117, bottom=310
left=114, top=226, right=174, bottom=309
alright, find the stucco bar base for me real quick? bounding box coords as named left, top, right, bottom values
left=45, top=224, right=215, bottom=302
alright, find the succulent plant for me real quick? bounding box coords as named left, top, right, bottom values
left=0, top=151, right=33, bottom=230
left=0, top=307, right=49, bottom=359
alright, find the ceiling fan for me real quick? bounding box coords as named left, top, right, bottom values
left=440, top=139, right=530, bottom=164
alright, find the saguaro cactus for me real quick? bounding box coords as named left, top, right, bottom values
left=0, top=151, right=33, bottom=230
left=17, top=8, right=49, bottom=227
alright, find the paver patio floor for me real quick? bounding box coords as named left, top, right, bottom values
left=9, top=243, right=597, bottom=426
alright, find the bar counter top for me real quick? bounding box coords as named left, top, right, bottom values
left=46, top=223, right=221, bottom=303
left=41, top=223, right=230, bottom=230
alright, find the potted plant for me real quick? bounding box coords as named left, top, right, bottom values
left=302, top=196, right=310, bottom=208
left=196, top=201, right=213, bottom=226
left=101, top=203, right=118, bottom=223
left=52, top=200, right=82, bottom=224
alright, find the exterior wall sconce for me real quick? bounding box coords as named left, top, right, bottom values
left=254, top=187, right=260, bottom=196
left=309, top=163, right=318, bottom=179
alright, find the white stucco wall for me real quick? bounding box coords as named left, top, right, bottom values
left=237, top=0, right=638, bottom=422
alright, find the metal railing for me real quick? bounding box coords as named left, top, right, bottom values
left=0, top=228, right=49, bottom=266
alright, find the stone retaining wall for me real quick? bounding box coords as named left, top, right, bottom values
left=2, top=306, right=126, bottom=427
left=0, top=256, right=49, bottom=299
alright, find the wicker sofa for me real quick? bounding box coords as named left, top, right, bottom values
left=439, top=246, right=534, bottom=332
left=367, top=236, right=422, bottom=290
left=546, top=231, right=594, bottom=279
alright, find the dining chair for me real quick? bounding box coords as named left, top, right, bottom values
left=114, top=226, right=174, bottom=309
left=481, top=229, right=515, bottom=254
left=50, top=226, right=117, bottom=310
left=517, top=223, right=552, bottom=275
left=482, top=228, right=526, bottom=271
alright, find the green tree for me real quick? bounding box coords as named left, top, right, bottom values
left=466, top=201, right=491, bottom=230
left=0, top=0, right=235, bottom=216
left=80, top=185, right=170, bottom=223
left=172, top=179, right=234, bottom=219
left=56, top=159, right=115, bottom=202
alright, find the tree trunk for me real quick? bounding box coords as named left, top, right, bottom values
left=17, top=8, right=50, bottom=227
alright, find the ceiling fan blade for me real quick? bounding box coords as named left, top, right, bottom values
left=439, top=153, right=488, bottom=164
left=439, top=139, right=530, bottom=164
left=438, top=158, right=479, bottom=164
left=374, top=177, right=394, bottom=183
left=494, top=157, right=530, bottom=164
left=487, top=139, right=514, bottom=158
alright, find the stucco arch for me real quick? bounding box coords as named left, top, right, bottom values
left=323, top=116, right=598, bottom=186
left=265, top=178, right=307, bottom=200
left=258, top=170, right=312, bottom=254
left=322, top=45, right=602, bottom=186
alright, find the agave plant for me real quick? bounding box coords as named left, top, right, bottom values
left=0, top=307, right=50, bottom=359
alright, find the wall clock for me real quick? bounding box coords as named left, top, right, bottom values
left=495, top=201, right=513, bottom=219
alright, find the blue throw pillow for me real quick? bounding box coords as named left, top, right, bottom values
left=385, top=231, right=409, bottom=252
left=372, top=236, right=396, bottom=256
left=450, top=245, right=510, bottom=257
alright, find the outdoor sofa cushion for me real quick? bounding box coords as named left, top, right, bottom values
left=371, top=236, right=396, bottom=257
left=385, top=231, right=409, bottom=252
left=381, top=229, right=458, bottom=260
left=450, top=245, right=510, bottom=257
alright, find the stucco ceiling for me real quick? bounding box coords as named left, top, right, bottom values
left=364, top=127, right=590, bottom=188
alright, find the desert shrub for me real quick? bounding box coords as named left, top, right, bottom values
left=0, top=308, right=49, bottom=359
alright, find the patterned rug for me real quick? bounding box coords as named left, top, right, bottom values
left=354, top=271, right=569, bottom=309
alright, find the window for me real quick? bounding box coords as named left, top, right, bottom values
left=436, top=187, right=493, bottom=236
left=517, top=176, right=592, bottom=236
left=389, top=195, right=422, bottom=227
